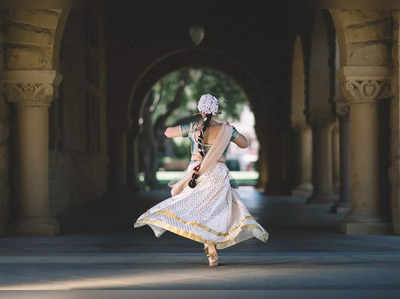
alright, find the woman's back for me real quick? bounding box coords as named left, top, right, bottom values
left=193, top=121, right=224, bottom=146
left=180, top=120, right=239, bottom=157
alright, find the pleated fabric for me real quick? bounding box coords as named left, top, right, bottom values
left=133, top=161, right=269, bottom=249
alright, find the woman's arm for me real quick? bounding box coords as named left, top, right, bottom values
left=233, top=133, right=249, bottom=148
left=164, top=126, right=182, bottom=138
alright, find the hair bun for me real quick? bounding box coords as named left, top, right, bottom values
left=197, top=94, right=219, bottom=115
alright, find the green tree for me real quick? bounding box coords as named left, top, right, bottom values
left=139, top=67, right=249, bottom=188
left=153, top=68, right=248, bottom=127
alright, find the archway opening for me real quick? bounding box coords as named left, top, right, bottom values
left=135, top=67, right=260, bottom=190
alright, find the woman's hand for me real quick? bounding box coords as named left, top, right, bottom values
left=164, top=126, right=181, bottom=138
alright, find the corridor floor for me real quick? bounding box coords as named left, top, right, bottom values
left=1, top=187, right=400, bottom=298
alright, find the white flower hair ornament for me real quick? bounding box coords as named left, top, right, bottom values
left=197, top=94, right=219, bottom=115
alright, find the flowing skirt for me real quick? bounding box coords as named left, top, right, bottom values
left=133, top=161, right=269, bottom=249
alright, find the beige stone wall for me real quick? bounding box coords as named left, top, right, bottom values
left=48, top=9, right=108, bottom=220
left=330, top=10, right=392, bottom=67
left=0, top=12, right=9, bottom=235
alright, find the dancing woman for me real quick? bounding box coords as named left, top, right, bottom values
left=134, top=94, right=269, bottom=266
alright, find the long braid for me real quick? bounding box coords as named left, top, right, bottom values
left=189, top=113, right=213, bottom=188
left=197, top=113, right=212, bottom=158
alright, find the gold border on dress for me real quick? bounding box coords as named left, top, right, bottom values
left=135, top=217, right=269, bottom=249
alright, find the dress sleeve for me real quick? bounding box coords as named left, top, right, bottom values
left=230, top=126, right=239, bottom=141
left=179, top=122, right=192, bottom=137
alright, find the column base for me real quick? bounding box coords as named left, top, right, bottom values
left=334, top=206, right=351, bottom=215
left=307, top=193, right=338, bottom=204
left=330, top=201, right=351, bottom=214
left=14, top=216, right=60, bottom=236
left=292, top=183, right=313, bottom=197
left=265, top=182, right=291, bottom=196
left=394, top=222, right=400, bottom=235
left=338, top=222, right=392, bottom=235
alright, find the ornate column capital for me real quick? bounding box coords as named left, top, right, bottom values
left=1, top=71, right=63, bottom=108
left=338, top=66, right=392, bottom=104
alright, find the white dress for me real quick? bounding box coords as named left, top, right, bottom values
left=133, top=158, right=269, bottom=249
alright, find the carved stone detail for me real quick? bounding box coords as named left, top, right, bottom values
left=3, top=82, right=55, bottom=107
left=338, top=66, right=392, bottom=104
left=343, top=79, right=391, bottom=102
left=1, top=71, right=62, bottom=108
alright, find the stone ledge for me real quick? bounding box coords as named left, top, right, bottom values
left=0, top=70, right=59, bottom=83
left=339, top=65, right=391, bottom=79
left=12, top=216, right=60, bottom=236
left=307, top=193, right=338, bottom=204
left=292, top=189, right=313, bottom=198
left=335, top=206, right=351, bottom=215
left=339, top=222, right=392, bottom=235
left=9, top=9, right=61, bottom=30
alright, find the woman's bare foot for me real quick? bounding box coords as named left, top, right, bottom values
left=204, top=243, right=219, bottom=267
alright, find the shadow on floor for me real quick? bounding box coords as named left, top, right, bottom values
left=57, top=186, right=345, bottom=236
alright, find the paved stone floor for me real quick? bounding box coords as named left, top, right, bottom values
left=1, top=187, right=400, bottom=298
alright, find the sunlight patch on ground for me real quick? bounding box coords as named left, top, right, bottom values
left=0, top=266, right=269, bottom=290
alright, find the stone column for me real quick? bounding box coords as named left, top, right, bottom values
left=332, top=122, right=340, bottom=194
left=2, top=70, right=62, bottom=236
left=292, top=124, right=313, bottom=197
left=338, top=66, right=392, bottom=234
left=127, top=128, right=141, bottom=190
left=331, top=100, right=351, bottom=214
left=109, top=128, right=128, bottom=189
left=391, top=12, right=400, bottom=235
left=307, top=121, right=336, bottom=204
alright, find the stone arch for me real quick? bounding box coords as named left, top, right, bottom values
left=306, top=9, right=337, bottom=204
left=124, top=48, right=269, bottom=189
left=329, top=10, right=392, bottom=67
left=307, top=9, right=336, bottom=124
left=128, top=48, right=262, bottom=128
left=290, top=35, right=307, bottom=128
left=5, top=9, right=70, bottom=71
left=52, top=9, right=71, bottom=73
left=289, top=35, right=313, bottom=196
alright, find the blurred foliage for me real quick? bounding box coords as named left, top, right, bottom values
left=139, top=67, right=252, bottom=187
left=151, top=67, right=248, bottom=128
left=226, top=159, right=241, bottom=171
left=171, top=138, right=191, bottom=159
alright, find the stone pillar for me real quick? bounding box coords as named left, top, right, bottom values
left=292, top=125, right=313, bottom=197
left=391, top=12, right=400, bottom=235
left=331, top=100, right=351, bottom=214
left=2, top=70, right=62, bottom=236
left=109, top=128, right=128, bottom=189
left=338, top=66, right=392, bottom=234
left=332, top=122, right=340, bottom=194
left=307, top=121, right=336, bottom=204
left=127, top=128, right=141, bottom=190
left=264, top=124, right=291, bottom=195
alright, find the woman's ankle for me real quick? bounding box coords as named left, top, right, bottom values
left=209, top=244, right=217, bottom=255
